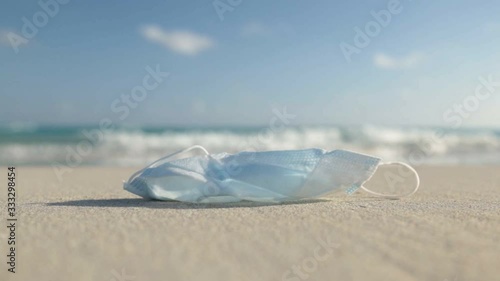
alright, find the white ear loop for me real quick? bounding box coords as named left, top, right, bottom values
left=360, top=162, right=420, bottom=199
left=125, top=145, right=210, bottom=185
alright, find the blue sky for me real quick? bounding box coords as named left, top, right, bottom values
left=1, top=0, right=499, bottom=127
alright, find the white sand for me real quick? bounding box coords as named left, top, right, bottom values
left=1, top=166, right=499, bottom=281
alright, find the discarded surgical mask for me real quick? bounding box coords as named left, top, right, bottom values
left=124, top=145, right=420, bottom=203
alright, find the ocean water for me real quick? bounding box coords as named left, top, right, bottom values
left=0, top=124, right=499, bottom=166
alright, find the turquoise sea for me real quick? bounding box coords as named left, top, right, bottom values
left=1, top=124, right=499, bottom=166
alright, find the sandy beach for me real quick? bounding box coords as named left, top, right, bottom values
left=1, top=165, right=499, bottom=281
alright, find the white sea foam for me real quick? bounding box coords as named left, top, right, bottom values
left=0, top=126, right=499, bottom=166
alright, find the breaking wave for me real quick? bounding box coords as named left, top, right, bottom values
left=0, top=125, right=499, bottom=166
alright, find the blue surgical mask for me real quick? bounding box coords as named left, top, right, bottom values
left=124, top=145, right=419, bottom=203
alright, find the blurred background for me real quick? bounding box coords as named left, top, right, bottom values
left=1, top=0, right=499, bottom=166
